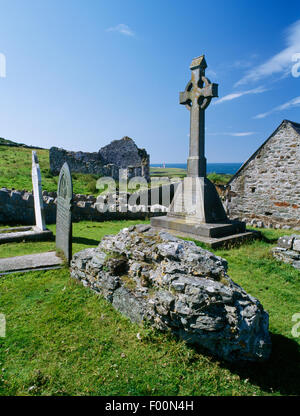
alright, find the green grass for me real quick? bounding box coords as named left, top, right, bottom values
left=0, top=138, right=23, bottom=146
left=0, top=220, right=148, bottom=259
left=150, top=167, right=232, bottom=185
left=207, top=172, right=233, bottom=185
left=0, top=146, right=101, bottom=195
left=0, top=222, right=299, bottom=396
left=150, top=167, right=187, bottom=179
left=0, top=145, right=233, bottom=198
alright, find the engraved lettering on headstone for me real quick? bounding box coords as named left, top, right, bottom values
left=56, top=162, right=73, bottom=264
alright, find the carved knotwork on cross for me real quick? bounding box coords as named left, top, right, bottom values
left=179, top=55, right=218, bottom=178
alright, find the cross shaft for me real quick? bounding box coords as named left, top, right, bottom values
left=180, top=55, right=218, bottom=177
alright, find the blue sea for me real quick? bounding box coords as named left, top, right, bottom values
left=151, top=163, right=242, bottom=175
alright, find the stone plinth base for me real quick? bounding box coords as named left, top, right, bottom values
left=151, top=216, right=258, bottom=248
left=0, top=226, right=53, bottom=244
left=168, top=177, right=228, bottom=223
left=0, top=251, right=63, bottom=275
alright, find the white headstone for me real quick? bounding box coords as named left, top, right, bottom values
left=32, top=151, right=46, bottom=231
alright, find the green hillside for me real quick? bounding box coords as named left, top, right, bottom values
left=0, top=144, right=231, bottom=194
left=150, top=167, right=232, bottom=184
left=0, top=137, right=22, bottom=146
left=0, top=145, right=99, bottom=195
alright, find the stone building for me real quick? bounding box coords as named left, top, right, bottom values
left=49, top=136, right=150, bottom=181
left=225, top=120, right=300, bottom=228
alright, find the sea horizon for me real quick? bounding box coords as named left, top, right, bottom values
left=151, top=162, right=242, bottom=175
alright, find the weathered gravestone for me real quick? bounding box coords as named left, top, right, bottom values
left=151, top=55, right=257, bottom=247
left=56, top=162, right=73, bottom=264
left=32, top=151, right=46, bottom=231
left=0, top=151, right=52, bottom=243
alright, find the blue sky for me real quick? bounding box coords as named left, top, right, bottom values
left=0, top=0, right=299, bottom=163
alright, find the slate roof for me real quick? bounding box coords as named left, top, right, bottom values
left=227, top=120, right=300, bottom=186
left=290, top=119, right=300, bottom=135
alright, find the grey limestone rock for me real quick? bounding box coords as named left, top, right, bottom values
left=273, top=234, right=300, bottom=270
left=71, top=225, right=272, bottom=362
left=278, top=235, right=295, bottom=249
left=293, top=237, right=300, bottom=253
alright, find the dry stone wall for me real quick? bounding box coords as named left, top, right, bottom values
left=0, top=187, right=172, bottom=225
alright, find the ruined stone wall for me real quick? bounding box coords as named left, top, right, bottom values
left=49, top=137, right=150, bottom=182
left=49, top=148, right=103, bottom=176
left=226, top=122, right=300, bottom=229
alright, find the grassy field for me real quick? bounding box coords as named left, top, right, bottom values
left=150, top=167, right=187, bottom=179
left=150, top=167, right=232, bottom=185
left=0, top=220, right=299, bottom=396
left=0, top=145, right=102, bottom=195
left=0, top=138, right=23, bottom=145
left=0, top=145, right=231, bottom=196
left=0, top=221, right=149, bottom=259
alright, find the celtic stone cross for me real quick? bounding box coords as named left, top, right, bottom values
left=180, top=55, right=218, bottom=178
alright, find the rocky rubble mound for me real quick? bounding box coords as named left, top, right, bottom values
left=71, top=224, right=271, bottom=362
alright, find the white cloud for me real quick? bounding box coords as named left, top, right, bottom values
left=214, top=86, right=267, bottom=105
left=232, top=55, right=259, bottom=69
left=230, top=132, right=255, bottom=137
left=207, top=132, right=256, bottom=137
left=0, top=52, right=6, bottom=78
left=254, top=96, right=300, bottom=119
left=206, top=68, right=217, bottom=78
left=235, top=19, right=300, bottom=86
left=106, top=24, right=135, bottom=37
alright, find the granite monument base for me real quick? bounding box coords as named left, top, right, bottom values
left=0, top=226, right=53, bottom=244
left=151, top=216, right=258, bottom=248
left=151, top=176, right=258, bottom=248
